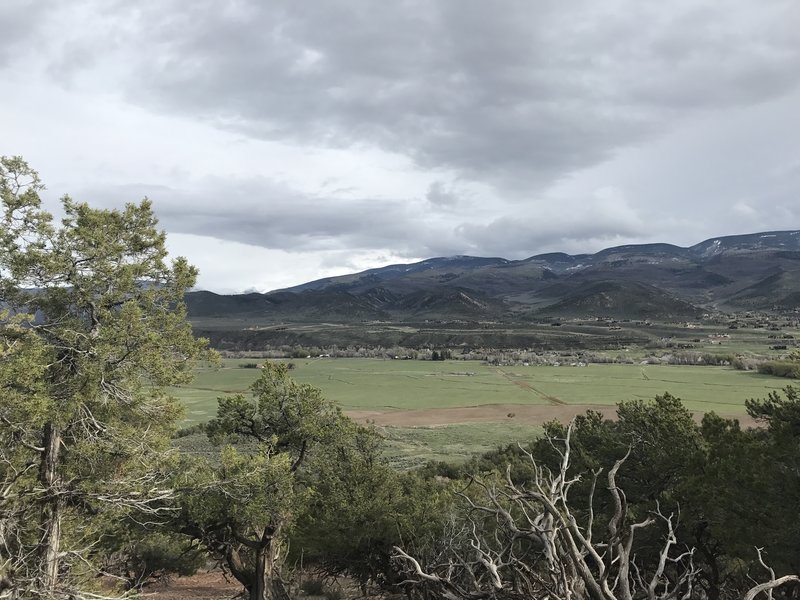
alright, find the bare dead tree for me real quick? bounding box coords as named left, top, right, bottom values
left=394, top=422, right=799, bottom=600
left=742, top=549, right=800, bottom=600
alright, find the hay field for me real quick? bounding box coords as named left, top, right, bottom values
left=173, top=358, right=787, bottom=466
left=176, top=358, right=783, bottom=424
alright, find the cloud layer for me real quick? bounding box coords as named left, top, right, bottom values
left=2, top=0, right=799, bottom=291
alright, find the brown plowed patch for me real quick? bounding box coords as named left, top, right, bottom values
left=347, top=404, right=617, bottom=426
left=346, top=404, right=758, bottom=427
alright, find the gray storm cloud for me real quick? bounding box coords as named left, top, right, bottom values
left=2, top=0, right=800, bottom=291
left=142, top=1, right=799, bottom=189
left=77, top=179, right=444, bottom=256
left=9, top=0, right=799, bottom=189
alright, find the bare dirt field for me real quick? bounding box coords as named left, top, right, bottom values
left=346, top=403, right=757, bottom=427
left=347, top=403, right=616, bottom=426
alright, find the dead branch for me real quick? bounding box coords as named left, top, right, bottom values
left=394, top=421, right=706, bottom=600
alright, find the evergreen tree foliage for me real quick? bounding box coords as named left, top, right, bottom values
left=0, top=156, right=209, bottom=597
left=177, top=362, right=347, bottom=600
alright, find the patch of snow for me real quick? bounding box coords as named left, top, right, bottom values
left=702, top=239, right=722, bottom=257
left=761, top=234, right=776, bottom=238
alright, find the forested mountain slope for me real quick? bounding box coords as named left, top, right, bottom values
left=187, top=230, right=800, bottom=323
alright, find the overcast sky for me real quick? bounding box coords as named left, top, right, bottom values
left=2, top=1, right=799, bottom=292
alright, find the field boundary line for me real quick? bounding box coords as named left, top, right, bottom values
left=495, top=368, right=566, bottom=406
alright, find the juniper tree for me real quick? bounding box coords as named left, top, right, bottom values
left=177, top=362, right=347, bottom=600
left=0, top=156, right=208, bottom=597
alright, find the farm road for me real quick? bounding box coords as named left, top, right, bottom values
left=495, top=368, right=566, bottom=405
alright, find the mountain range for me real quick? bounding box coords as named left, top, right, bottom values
left=186, top=230, right=800, bottom=323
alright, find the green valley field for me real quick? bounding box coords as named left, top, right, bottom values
left=173, top=358, right=786, bottom=467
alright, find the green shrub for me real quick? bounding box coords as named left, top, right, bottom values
left=106, top=532, right=205, bottom=589
left=757, top=361, right=800, bottom=378
left=173, top=423, right=206, bottom=438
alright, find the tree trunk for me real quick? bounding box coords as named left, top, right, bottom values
left=694, top=525, right=721, bottom=600
left=38, top=421, right=62, bottom=593
left=225, top=545, right=254, bottom=592
left=249, top=538, right=289, bottom=600
left=251, top=544, right=268, bottom=600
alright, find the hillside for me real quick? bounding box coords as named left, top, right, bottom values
left=187, top=230, right=800, bottom=326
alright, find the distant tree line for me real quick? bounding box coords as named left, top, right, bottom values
left=733, top=349, right=800, bottom=379
left=222, top=346, right=757, bottom=368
